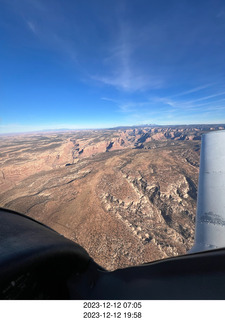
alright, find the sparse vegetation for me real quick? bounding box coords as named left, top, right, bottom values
left=0, top=124, right=224, bottom=270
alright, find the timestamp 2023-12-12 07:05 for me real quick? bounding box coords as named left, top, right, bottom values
left=83, top=301, right=143, bottom=319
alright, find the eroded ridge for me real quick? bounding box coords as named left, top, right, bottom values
left=0, top=124, right=215, bottom=269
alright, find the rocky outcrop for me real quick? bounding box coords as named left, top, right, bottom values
left=0, top=124, right=222, bottom=270
left=63, top=125, right=225, bottom=160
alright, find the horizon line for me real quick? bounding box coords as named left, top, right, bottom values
left=1, top=123, right=225, bottom=136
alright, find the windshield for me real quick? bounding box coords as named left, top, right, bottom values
left=0, top=0, right=225, bottom=271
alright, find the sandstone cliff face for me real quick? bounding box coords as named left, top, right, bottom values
left=61, top=125, right=224, bottom=163
left=0, top=149, right=198, bottom=269
left=1, top=125, right=224, bottom=270
left=96, top=147, right=198, bottom=265
left=0, top=125, right=206, bottom=270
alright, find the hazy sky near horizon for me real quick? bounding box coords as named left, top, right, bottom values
left=1, top=0, right=225, bottom=133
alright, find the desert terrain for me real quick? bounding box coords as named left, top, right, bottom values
left=1, top=124, right=224, bottom=270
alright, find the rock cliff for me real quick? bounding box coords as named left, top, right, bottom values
left=0, top=124, right=223, bottom=270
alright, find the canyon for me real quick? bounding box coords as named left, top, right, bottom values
left=0, top=124, right=224, bottom=270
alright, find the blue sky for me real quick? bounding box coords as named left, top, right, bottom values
left=1, top=0, right=225, bottom=133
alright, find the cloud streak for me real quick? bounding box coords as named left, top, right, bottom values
left=155, top=89, right=225, bottom=111
left=100, top=82, right=225, bottom=126
left=8, top=0, right=79, bottom=63
left=170, top=83, right=216, bottom=98
left=26, top=20, right=38, bottom=35
left=93, top=73, right=161, bottom=92
left=92, top=16, right=163, bottom=92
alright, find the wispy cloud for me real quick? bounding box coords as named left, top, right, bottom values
left=26, top=20, right=38, bottom=35
left=8, top=0, right=78, bottom=63
left=154, top=97, right=178, bottom=108
left=101, top=97, right=119, bottom=103
left=170, top=83, right=215, bottom=98
left=102, top=96, right=153, bottom=113
left=92, top=16, right=163, bottom=92
left=217, top=8, right=225, bottom=18
left=93, top=73, right=161, bottom=92
left=101, top=79, right=225, bottom=126
left=185, top=92, right=225, bottom=104
left=19, top=0, right=154, bottom=90
left=118, top=101, right=150, bottom=113
left=155, top=90, right=225, bottom=111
